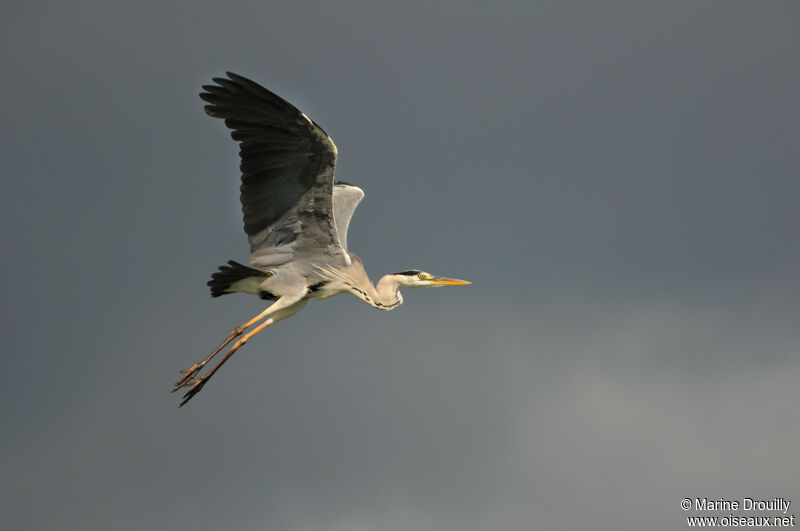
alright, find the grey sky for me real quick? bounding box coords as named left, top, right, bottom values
left=1, top=1, right=798, bottom=530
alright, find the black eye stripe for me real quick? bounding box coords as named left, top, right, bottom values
left=395, top=269, right=422, bottom=276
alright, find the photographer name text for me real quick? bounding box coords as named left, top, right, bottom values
left=694, top=498, right=791, bottom=513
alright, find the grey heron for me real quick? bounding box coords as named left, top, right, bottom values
left=174, top=72, right=470, bottom=406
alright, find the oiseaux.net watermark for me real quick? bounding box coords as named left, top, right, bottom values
left=682, top=497, right=795, bottom=527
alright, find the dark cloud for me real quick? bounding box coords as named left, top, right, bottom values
left=1, top=1, right=798, bottom=530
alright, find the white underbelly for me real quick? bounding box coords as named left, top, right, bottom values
left=229, top=277, right=266, bottom=294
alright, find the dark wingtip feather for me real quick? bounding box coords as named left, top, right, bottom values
left=225, top=72, right=251, bottom=86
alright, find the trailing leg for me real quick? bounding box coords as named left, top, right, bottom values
left=174, top=294, right=307, bottom=406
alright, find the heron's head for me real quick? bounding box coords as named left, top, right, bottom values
left=392, top=269, right=471, bottom=288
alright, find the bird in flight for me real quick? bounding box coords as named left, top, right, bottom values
left=173, top=73, right=470, bottom=406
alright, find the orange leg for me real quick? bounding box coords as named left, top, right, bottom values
left=173, top=306, right=275, bottom=390
left=176, top=298, right=307, bottom=406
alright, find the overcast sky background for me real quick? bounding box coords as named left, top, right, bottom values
left=1, top=2, right=798, bottom=530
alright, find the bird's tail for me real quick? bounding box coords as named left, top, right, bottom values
left=207, top=260, right=270, bottom=297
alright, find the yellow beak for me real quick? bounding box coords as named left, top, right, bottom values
left=430, top=276, right=472, bottom=286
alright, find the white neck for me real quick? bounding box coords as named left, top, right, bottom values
left=349, top=274, right=404, bottom=311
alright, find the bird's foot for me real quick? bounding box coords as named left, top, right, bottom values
left=178, top=376, right=208, bottom=407
left=173, top=363, right=206, bottom=391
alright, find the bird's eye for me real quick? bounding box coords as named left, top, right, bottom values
left=418, top=273, right=425, bottom=280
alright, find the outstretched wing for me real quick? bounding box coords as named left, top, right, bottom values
left=332, top=182, right=364, bottom=251
left=200, top=72, right=343, bottom=253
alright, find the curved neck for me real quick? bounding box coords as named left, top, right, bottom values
left=351, top=274, right=404, bottom=311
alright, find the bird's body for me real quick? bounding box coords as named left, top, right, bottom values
left=174, top=73, right=469, bottom=405
left=213, top=251, right=405, bottom=309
